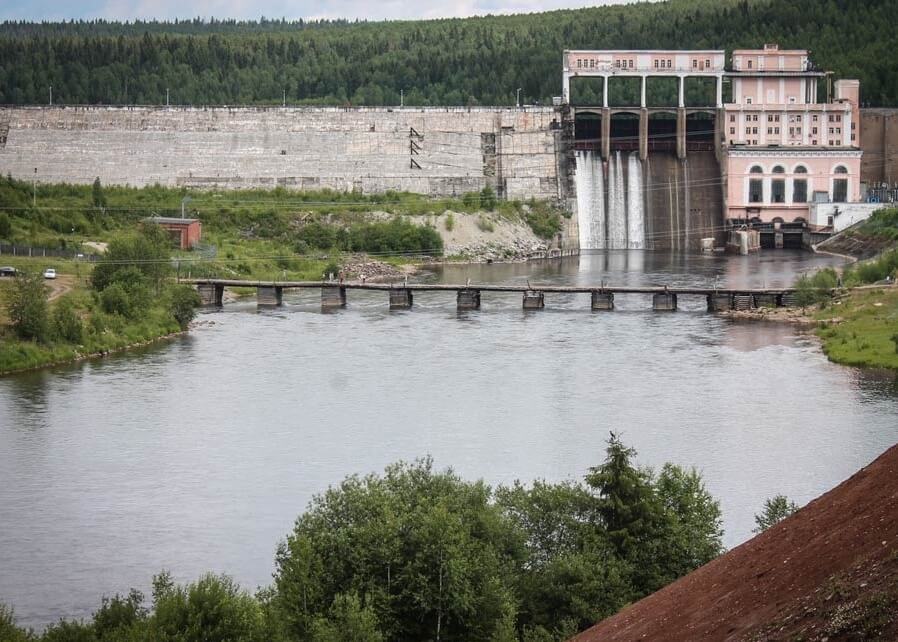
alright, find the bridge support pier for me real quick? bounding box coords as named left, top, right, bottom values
left=775, top=232, right=784, bottom=249
left=389, top=288, right=413, bottom=309
left=707, top=293, right=733, bottom=312
left=457, top=289, right=481, bottom=311
left=257, top=286, right=283, bottom=306
left=733, top=294, right=754, bottom=310
left=591, top=291, right=614, bottom=310
left=321, top=285, right=347, bottom=309
left=197, top=283, right=224, bottom=306
left=653, top=292, right=677, bottom=311
left=780, top=292, right=797, bottom=307
left=523, top=290, right=545, bottom=310
left=753, top=294, right=778, bottom=309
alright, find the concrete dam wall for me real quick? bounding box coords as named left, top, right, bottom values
left=573, top=149, right=723, bottom=251
left=0, top=105, right=562, bottom=201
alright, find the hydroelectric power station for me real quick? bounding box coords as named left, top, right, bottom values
left=0, top=44, right=892, bottom=254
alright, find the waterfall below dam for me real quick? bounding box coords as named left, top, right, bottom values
left=576, top=150, right=645, bottom=250
left=574, top=149, right=722, bottom=251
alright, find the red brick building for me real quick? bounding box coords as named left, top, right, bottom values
left=144, top=216, right=202, bottom=249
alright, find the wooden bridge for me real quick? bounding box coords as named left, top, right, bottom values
left=185, top=278, right=802, bottom=312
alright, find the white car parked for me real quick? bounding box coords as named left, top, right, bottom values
left=43, top=268, right=57, bottom=280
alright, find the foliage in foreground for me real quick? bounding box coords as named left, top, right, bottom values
left=0, top=436, right=724, bottom=641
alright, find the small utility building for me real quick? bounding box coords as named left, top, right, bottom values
left=143, top=216, right=202, bottom=249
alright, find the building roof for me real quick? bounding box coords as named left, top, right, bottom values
left=144, top=216, right=200, bottom=225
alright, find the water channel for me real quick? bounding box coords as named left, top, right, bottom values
left=2, top=250, right=898, bottom=628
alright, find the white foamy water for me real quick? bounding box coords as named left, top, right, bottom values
left=627, top=152, right=646, bottom=249
left=608, top=151, right=628, bottom=248
left=575, top=150, right=606, bottom=249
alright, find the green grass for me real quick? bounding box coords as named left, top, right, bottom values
left=815, top=288, right=898, bottom=370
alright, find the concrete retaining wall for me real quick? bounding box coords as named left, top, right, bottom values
left=859, top=108, right=898, bottom=186
left=0, top=105, right=562, bottom=201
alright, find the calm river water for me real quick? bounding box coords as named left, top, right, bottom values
left=2, top=250, right=898, bottom=628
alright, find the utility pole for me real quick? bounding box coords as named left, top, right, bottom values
left=400, top=89, right=404, bottom=108
left=33, top=168, right=37, bottom=207
left=49, top=86, right=52, bottom=106
left=283, top=88, right=286, bottom=107
left=516, top=87, right=522, bottom=108
left=166, top=88, right=170, bottom=106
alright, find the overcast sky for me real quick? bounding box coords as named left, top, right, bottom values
left=0, top=0, right=640, bottom=22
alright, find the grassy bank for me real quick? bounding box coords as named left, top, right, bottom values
left=814, top=287, right=898, bottom=370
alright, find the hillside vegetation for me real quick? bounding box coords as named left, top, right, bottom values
left=1, top=0, right=896, bottom=106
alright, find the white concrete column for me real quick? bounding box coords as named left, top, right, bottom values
left=843, top=109, right=852, bottom=147
left=640, top=75, right=647, bottom=108
left=562, top=73, right=570, bottom=104
left=716, top=76, right=723, bottom=108
left=678, top=75, right=685, bottom=108
left=603, top=75, right=609, bottom=108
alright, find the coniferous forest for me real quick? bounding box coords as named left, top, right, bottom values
left=0, top=0, right=896, bottom=108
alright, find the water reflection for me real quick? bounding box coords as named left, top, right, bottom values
left=1, top=250, right=897, bottom=630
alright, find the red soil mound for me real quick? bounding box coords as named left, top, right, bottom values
left=572, top=443, right=898, bottom=641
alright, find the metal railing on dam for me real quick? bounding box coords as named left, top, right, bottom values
left=184, top=278, right=805, bottom=312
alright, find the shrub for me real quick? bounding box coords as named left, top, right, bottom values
left=4, top=271, right=49, bottom=342
left=480, top=185, right=498, bottom=210
left=169, top=285, right=202, bottom=330
left=297, top=222, right=338, bottom=250
left=793, top=268, right=838, bottom=307
left=477, top=216, right=495, bottom=233
left=99, top=283, right=134, bottom=318
left=344, top=218, right=443, bottom=256
left=53, top=298, right=83, bottom=344
left=444, top=213, right=455, bottom=232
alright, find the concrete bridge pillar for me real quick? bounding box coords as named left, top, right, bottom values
left=591, top=290, right=614, bottom=310
left=457, top=289, right=481, bottom=311
left=197, top=283, right=224, bottom=306
left=523, top=290, right=545, bottom=310
left=321, top=285, right=347, bottom=309
left=257, top=286, right=283, bottom=306
left=639, top=108, right=649, bottom=161
left=389, top=288, right=413, bottom=309
left=676, top=107, right=687, bottom=160
left=707, top=293, right=733, bottom=312
left=601, top=108, right=611, bottom=161
left=753, top=294, right=778, bottom=309
left=733, top=294, right=754, bottom=310
left=653, top=292, right=677, bottom=311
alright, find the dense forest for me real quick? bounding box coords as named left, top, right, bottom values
left=0, top=0, right=896, bottom=107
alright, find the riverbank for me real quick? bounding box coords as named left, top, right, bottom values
left=720, top=286, right=898, bottom=370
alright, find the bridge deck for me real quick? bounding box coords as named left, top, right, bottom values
left=183, top=279, right=798, bottom=296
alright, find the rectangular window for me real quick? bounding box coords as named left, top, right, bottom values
left=836, top=127, right=841, bottom=134
left=768, top=115, right=773, bottom=122
left=730, top=127, right=736, bottom=135
left=836, top=114, right=841, bottom=122
left=775, top=127, right=780, bottom=134
left=812, top=127, right=818, bottom=134
left=746, top=97, right=752, bottom=104
left=747, top=60, right=753, bottom=69
left=828, top=115, right=834, bottom=122
left=753, top=127, right=758, bottom=134
left=753, top=115, right=758, bottom=122
left=749, top=179, right=764, bottom=203
left=797, top=127, right=802, bottom=134
left=775, top=115, right=780, bottom=122
left=829, top=127, right=834, bottom=134
left=771, top=179, right=786, bottom=203
left=789, top=127, right=794, bottom=136
left=629, top=60, right=634, bottom=69
left=767, top=127, right=773, bottom=134
left=654, top=60, right=659, bottom=69
left=793, top=179, right=807, bottom=203
left=577, top=59, right=582, bottom=68
left=812, top=139, right=817, bottom=145
left=813, top=114, right=818, bottom=122
left=746, top=127, right=751, bottom=135
left=851, top=133, right=856, bottom=141
left=796, top=115, right=802, bottom=122
left=667, top=59, right=672, bottom=68
left=833, top=178, right=848, bottom=203
left=730, top=114, right=735, bottom=122
left=693, top=59, right=698, bottom=69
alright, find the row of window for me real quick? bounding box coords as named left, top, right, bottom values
left=729, top=113, right=840, bottom=124
left=749, top=165, right=848, bottom=174
left=748, top=177, right=847, bottom=203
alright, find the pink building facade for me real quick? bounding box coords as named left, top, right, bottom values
left=723, top=44, right=862, bottom=224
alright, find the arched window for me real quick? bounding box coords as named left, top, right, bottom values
left=832, top=165, right=849, bottom=202
left=749, top=166, right=764, bottom=203
left=793, top=166, right=808, bottom=203
left=771, top=166, right=786, bottom=203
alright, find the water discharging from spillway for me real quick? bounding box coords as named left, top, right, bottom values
left=575, top=150, right=645, bottom=250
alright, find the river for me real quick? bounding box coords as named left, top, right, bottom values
left=2, top=250, right=897, bottom=629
